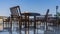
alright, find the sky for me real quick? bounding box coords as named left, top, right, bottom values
left=0, top=0, right=60, bottom=16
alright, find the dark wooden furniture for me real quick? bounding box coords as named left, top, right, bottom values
left=21, top=12, right=40, bottom=34
left=10, top=6, right=23, bottom=34
left=10, top=6, right=40, bottom=34
left=3, top=6, right=22, bottom=34
left=3, top=17, right=10, bottom=31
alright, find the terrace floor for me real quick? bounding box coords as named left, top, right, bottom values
left=0, top=22, right=60, bottom=34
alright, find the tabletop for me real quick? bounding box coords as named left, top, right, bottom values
left=21, top=12, right=40, bottom=16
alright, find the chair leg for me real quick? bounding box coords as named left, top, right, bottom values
left=19, top=17, right=22, bottom=34
left=3, top=21, right=4, bottom=30
left=9, top=18, right=12, bottom=34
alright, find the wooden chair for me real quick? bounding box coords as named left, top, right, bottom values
left=3, top=6, right=23, bottom=34
left=10, top=6, right=25, bottom=34
left=3, top=17, right=10, bottom=31
left=10, top=6, right=33, bottom=34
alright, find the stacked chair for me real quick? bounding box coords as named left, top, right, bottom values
left=3, top=6, right=24, bottom=34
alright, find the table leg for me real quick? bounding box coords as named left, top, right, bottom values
left=34, top=16, right=36, bottom=34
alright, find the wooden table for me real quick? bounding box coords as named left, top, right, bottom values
left=21, top=12, right=40, bottom=34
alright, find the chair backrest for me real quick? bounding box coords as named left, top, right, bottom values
left=10, top=6, right=21, bottom=17
left=45, top=9, right=49, bottom=21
